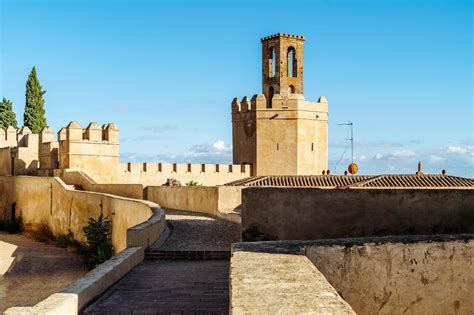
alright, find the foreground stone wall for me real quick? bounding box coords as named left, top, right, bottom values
left=305, top=237, right=474, bottom=315
left=0, top=176, right=165, bottom=253
left=230, top=246, right=355, bottom=314
left=232, top=235, right=474, bottom=315
left=242, top=188, right=474, bottom=240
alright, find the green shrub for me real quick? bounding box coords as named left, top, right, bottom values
left=54, top=229, right=77, bottom=248
left=32, top=223, right=55, bottom=243
left=185, top=180, right=201, bottom=186
left=83, top=213, right=114, bottom=267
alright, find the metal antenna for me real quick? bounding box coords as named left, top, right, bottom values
left=338, top=121, right=353, bottom=164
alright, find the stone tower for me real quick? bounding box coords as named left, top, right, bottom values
left=261, top=33, right=305, bottom=105
left=232, top=33, right=328, bottom=176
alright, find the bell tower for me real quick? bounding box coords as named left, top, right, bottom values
left=232, top=33, right=328, bottom=176
left=261, top=33, right=305, bottom=106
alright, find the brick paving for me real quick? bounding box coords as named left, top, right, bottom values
left=0, top=232, right=88, bottom=313
left=83, top=210, right=240, bottom=314
left=83, top=260, right=230, bottom=314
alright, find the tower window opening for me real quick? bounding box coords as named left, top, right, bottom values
left=267, top=86, right=274, bottom=108
left=277, top=143, right=279, bottom=151
left=289, top=85, right=295, bottom=94
left=287, top=47, right=297, bottom=78
left=311, top=143, right=314, bottom=151
left=268, top=47, right=276, bottom=78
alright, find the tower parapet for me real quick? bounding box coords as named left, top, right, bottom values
left=58, top=121, right=120, bottom=182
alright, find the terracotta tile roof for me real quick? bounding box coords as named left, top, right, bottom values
left=351, top=174, right=473, bottom=188
left=226, top=175, right=372, bottom=188
left=225, top=174, right=474, bottom=189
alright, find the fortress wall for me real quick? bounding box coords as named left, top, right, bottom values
left=117, top=162, right=251, bottom=186
left=0, top=147, right=12, bottom=176
left=0, top=176, right=163, bottom=253
left=57, top=122, right=120, bottom=182
left=0, top=127, right=18, bottom=148
left=242, top=188, right=474, bottom=241
left=0, top=126, right=58, bottom=176
left=306, top=238, right=474, bottom=314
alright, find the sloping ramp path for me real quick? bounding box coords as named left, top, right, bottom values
left=83, top=209, right=241, bottom=314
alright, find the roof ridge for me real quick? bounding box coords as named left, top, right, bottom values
left=345, top=175, right=382, bottom=188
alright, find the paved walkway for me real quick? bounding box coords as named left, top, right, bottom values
left=153, top=209, right=241, bottom=251
left=0, top=232, right=88, bottom=313
left=83, top=260, right=230, bottom=314
left=84, top=209, right=240, bottom=314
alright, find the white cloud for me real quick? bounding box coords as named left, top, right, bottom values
left=429, top=155, right=445, bottom=163
left=212, top=140, right=227, bottom=152
left=374, top=150, right=417, bottom=160
left=446, top=145, right=474, bottom=155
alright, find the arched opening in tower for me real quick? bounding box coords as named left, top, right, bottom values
left=287, top=47, right=297, bottom=78
left=267, top=86, right=274, bottom=108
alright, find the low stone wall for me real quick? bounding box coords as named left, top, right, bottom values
left=230, top=243, right=355, bottom=314
left=145, top=185, right=242, bottom=216
left=231, top=235, right=474, bottom=315
left=242, top=188, right=474, bottom=240
left=305, top=235, right=474, bottom=315
left=5, top=247, right=144, bottom=314
left=59, top=170, right=144, bottom=199
left=0, top=176, right=165, bottom=253
left=1, top=175, right=167, bottom=314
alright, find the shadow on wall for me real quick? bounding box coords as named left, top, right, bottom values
left=242, top=188, right=474, bottom=241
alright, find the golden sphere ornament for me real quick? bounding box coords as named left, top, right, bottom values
left=348, top=163, right=358, bottom=175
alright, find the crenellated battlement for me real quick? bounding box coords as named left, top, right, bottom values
left=119, top=162, right=251, bottom=175
left=59, top=121, right=120, bottom=144
left=0, top=126, right=35, bottom=148
left=117, top=162, right=252, bottom=186
left=231, top=94, right=267, bottom=113
left=261, top=33, right=305, bottom=42
left=231, top=93, right=328, bottom=114
left=1, top=120, right=252, bottom=186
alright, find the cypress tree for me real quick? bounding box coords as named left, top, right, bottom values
left=0, top=97, right=18, bottom=129
left=24, top=66, right=47, bottom=133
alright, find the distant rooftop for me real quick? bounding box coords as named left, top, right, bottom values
left=225, top=174, right=474, bottom=189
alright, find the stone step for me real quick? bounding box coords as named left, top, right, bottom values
left=145, top=250, right=231, bottom=260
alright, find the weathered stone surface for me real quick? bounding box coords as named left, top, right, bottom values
left=307, top=239, right=474, bottom=315
left=230, top=250, right=355, bottom=314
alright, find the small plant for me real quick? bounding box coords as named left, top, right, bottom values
left=32, top=222, right=55, bottom=243
left=83, top=213, right=114, bottom=267
left=54, top=229, right=77, bottom=248
left=185, top=180, right=201, bottom=187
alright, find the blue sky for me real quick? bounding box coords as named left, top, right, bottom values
left=1, top=0, right=472, bottom=177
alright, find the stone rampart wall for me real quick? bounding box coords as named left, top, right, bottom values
left=0, top=176, right=165, bottom=253
left=145, top=185, right=242, bottom=216
left=242, top=188, right=474, bottom=240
